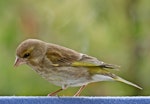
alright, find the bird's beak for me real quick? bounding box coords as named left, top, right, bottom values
left=14, top=57, right=26, bottom=67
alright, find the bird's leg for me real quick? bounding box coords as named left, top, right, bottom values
left=48, top=85, right=68, bottom=96
left=74, top=85, right=87, bottom=96
left=48, top=88, right=63, bottom=96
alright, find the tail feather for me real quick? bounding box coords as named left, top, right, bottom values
left=115, top=76, right=142, bottom=90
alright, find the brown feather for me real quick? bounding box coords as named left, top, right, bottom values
left=46, top=43, right=81, bottom=65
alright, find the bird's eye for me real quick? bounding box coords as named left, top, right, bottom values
left=23, top=53, right=30, bottom=58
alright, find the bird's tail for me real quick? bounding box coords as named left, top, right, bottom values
left=114, top=76, right=142, bottom=90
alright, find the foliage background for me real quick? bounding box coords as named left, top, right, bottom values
left=0, top=0, right=149, bottom=96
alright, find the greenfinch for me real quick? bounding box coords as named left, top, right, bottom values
left=14, top=39, right=142, bottom=96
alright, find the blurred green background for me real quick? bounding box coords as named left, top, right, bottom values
left=0, top=0, right=149, bottom=96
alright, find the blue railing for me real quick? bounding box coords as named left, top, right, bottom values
left=0, top=96, right=149, bottom=104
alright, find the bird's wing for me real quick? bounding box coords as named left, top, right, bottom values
left=72, top=54, right=120, bottom=70
left=45, top=43, right=82, bottom=66
left=46, top=43, right=119, bottom=69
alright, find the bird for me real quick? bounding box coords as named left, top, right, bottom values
left=14, top=39, right=142, bottom=96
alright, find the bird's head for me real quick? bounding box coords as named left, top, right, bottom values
left=14, top=39, right=47, bottom=67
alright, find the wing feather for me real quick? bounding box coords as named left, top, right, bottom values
left=46, top=43, right=81, bottom=65
left=45, top=43, right=119, bottom=70
left=73, top=54, right=120, bottom=70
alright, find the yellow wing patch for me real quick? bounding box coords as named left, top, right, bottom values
left=71, top=61, right=97, bottom=67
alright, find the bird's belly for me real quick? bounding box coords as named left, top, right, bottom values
left=32, top=66, right=91, bottom=88
left=47, top=76, right=90, bottom=88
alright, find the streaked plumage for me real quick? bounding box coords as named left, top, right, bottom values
left=14, top=39, right=142, bottom=96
